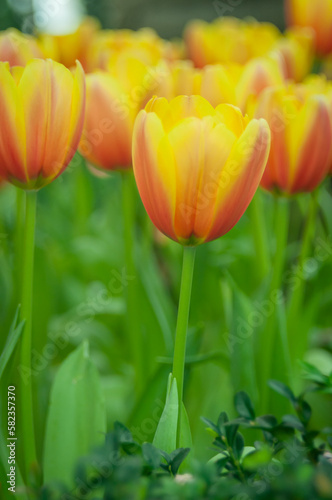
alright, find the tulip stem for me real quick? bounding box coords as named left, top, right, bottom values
left=259, top=197, right=290, bottom=413
left=15, top=188, right=25, bottom=295
left=172, top=246, right=196, bottom=446
left=20, top=189, right=38, bottom=475
left=122, top=172, right=143, bottom=395
left=249, top=189, right=270, bottom=282
left=287, top=191, right=319, bottom=363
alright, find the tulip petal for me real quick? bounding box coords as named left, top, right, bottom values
left=80, top=72, right=132, bottom=170
left=18, top=59, right=74, bottom=181
left=206, top=119, right=271, bottom=242
left=133, top=110, right=177, bottom=240
left=193, top=119, right=237, bottom=239
left=0, top=62, right=26, bottom=183
left=289, top=95, right=332, bottom=192
left=168, top=95, right=215, bottom=126
left=59, top=61, right=86, bottom=175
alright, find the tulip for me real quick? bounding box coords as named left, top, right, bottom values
left=0, top=28, right=44, bottom=65
left=80, top=48, right=164, bottom=171
left=254, top=84, right=332, bottom=194
left=153, top=58, right=283, bottom=113
left=184, top=17, right=280, bottom=67
left=134, top=96, right=271, bottom=449
left=151, top=60, right=238, bottom=107
left=286, top=0, right=332, bottom=56
left=0, top=59, right=85, bottom=190
left=79, top=71, right=134, bottom=170
left=132, top=95, right=271, bottom=246
left=270, top=27, right=315, bottom=82
left=85, top=27, right=177, bottom=73
left=38, top=17, right=100, bottom=70
left=236, top=57, right=285, bottom=112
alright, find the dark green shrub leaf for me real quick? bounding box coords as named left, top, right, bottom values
left=142, top=443, right=161, bottom=470
left=169, top=448, right=190, bottom=475
left=233, top=433, right=245, bottom=461
left=234, top=391, right=255, bottom=420
left=281, top=414, right=305, bottom=432
left=268, top=380, right=297, bottom=404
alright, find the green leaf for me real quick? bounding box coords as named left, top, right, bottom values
left=242, top=446, right=272, bottom=470
left=255, top=415, right=278, bottom=430
left=153, top=374, right=178, bottom=454
left=233, top=433, right=245, bottom=461
left=169, top=448, right=190, bottom=475
left=201, top=417, right=220, bottom=435
left=0, top=307, right=25, bottom=380
left=43, top=341, right=106, bottom=487
left=281, top=414, right=305, bottom=432
left=222, top=274, right=258, bottom=404
left=234, top=391, right=255, bottom=420
left=179, top=402, right=192, bottom=449
left=142, top=443, right=161, bottom=470
left=268, top=380, right=297, bottom=404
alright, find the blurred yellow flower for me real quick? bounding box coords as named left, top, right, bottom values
left=0, top=28, right=44, bottom=66
left=286, top=0, right=332, bottom=56
left=254, top=82, right=332, bottom=193
left=153, top=57, right=284, bottom=113
left=38, top=17, right=100, bottom=69
left=184, top=17, right=280, bottom=67
left=85, top=27, right=180, bottom=73
left=270, top=27, right=315, bottom=82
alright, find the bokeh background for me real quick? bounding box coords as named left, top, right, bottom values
left=1, top=0, right=285, bottom=36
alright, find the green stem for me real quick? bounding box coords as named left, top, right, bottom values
left=15, top=188, right=25, bottom=295
left=249, top=189, right=270, bottom=282
left=122, top=172, right=143, bottom=394
left=287, top=191, right=319, bottom=362
left=20, top=190, right=38, bottom=474
left=259, top=197, right=289, bottom=412
left=172, top=246, right=196, bottom=446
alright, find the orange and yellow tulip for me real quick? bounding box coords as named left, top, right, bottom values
left=270, top=27, right=315, bottom=82
left=151, top=60, right=237, bottom=107
left=132, top=96, right=271, bottom=245
left=254, top=84, right=332, bottom=193
left=80, top=48, right=165, bottom=171
left=0, top=28, right=44, bottom=66
left=236, top=57, right=285, bottom=112
left=154, top=58, right=284, bottom=113
left=79, top=70, right=135, bottom=171
left=85, top=27, right=178, bottom=73
left=184, top=17, right=280, bottom=67
left=38, top=17, right=100, bottom=70
left=0, top=59, right=85, bottom=190
left=286, top=0, right=332, bottom=56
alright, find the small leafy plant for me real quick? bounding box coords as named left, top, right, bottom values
left=33, top=365, right=332, bottom=500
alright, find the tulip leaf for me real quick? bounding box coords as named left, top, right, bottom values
left=179, top=402, right=192, bottom=450
left=0, top=307, right=25, bottom=380
left=153, top=374, right=178, bottom=454
left=43, top=340, right=106, bottom=487
left=221, top=273, right=257, bottom=404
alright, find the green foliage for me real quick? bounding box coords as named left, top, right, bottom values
left=0, top=307, right=24, bottom=380
left=43, top=341, right=107, bottom=487
left=27, top=376, right=332, bottom=500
